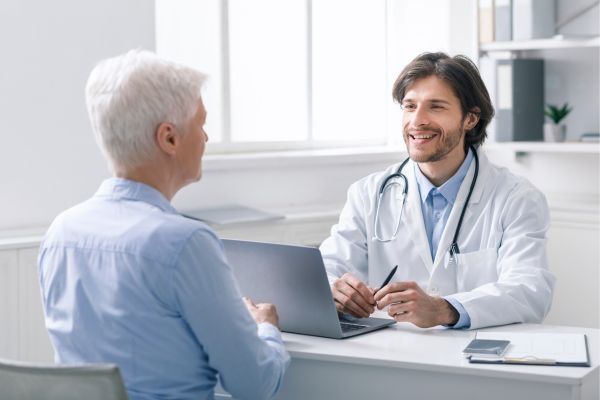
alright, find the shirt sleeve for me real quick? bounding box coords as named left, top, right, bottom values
left=443, top=297, right=471, bottom=329
left=172, top=228, right=290, bottom=400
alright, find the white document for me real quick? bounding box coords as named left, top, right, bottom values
left=470, top=332, right=590, bottom=366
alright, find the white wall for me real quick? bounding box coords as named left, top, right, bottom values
left=0, top=0, right=155, bottom=231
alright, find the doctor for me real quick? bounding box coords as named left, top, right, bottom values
left=321, top=52, right=555, bottom=330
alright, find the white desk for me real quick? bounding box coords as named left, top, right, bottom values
left=269, top=323, right=598, bottom=400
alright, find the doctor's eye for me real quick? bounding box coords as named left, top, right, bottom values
left=401, top=103, right=416, bottom=111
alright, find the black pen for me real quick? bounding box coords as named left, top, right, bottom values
left=378, top=265, right=398, bottom=291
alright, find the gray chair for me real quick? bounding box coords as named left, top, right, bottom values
left=0, top=358, right=128, bottom=400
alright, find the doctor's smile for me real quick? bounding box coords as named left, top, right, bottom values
left=407, top=129, right=441, bottom=142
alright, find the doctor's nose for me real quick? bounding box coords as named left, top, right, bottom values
left=409, top=106, right=431, bottom=127
left=402, top=107, right=431, bottom=129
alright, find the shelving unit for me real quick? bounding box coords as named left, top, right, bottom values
left=483, top=141, right=600, bottom=156
left=478, top=31, right=599, bottom=148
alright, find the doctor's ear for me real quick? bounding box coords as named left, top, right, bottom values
left=463, top=107, right=481, bottom=131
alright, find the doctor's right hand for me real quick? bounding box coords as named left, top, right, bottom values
left=331, top=273, right=376, bottom=318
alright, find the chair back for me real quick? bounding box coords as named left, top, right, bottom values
left=0, top=358, right=128, bottom=400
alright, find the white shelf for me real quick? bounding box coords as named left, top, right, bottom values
left=480, top=36, right=600, bottom=52
left=484, top=141, right=600, bottom=154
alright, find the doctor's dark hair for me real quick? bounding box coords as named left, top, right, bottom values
left=392, top=52, right=495, bottom=148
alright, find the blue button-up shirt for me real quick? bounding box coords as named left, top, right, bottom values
left=414, top=149, right=474, bottom=329
left=38, top=178, right=290, bottom=400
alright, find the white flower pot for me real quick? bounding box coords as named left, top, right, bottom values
left=543, top=123, right=566, bottom=142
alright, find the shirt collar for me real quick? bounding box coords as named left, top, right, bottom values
left=94, top=178, right=177, bottom=214
left=414, top=147, right=474, bottom=205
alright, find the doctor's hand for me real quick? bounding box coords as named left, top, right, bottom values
left=331, top=273, right=376, bottom=318
left=374, top=281, right=459, bottom=328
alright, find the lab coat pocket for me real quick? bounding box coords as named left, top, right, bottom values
left=455, top=248, right=498, bottom=291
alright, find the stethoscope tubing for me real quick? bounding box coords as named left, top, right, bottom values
left=373, top=144, right=479, bottom=257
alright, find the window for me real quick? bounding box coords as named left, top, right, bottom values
left=156, top=0, right=458, bottom=153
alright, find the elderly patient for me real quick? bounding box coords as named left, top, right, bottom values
left=38, top=49, right=289, bottom=400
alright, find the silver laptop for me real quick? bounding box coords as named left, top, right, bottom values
left=222, top=239, right=396, bottom=339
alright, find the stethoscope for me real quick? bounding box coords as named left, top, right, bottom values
left=373, top=144, right=479, bottom=261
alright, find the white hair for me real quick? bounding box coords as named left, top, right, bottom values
left=85, top=49, right=207, bottom=172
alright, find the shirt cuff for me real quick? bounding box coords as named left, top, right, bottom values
left=257, top=322, right=284, bottom=342
left=443, top=297, right=471, bottom=329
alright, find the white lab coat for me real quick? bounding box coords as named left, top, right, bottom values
left=320, top=148, right=555, bottom=329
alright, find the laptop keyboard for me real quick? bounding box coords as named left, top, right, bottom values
left=340, top=322, right=368, bottom=333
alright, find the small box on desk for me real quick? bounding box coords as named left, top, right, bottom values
left=495, top=58, right=544, bottom=142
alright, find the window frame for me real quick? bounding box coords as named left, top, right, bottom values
left=157, top=0, right=394, bottom=155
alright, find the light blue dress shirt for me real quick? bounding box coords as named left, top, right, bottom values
left=38, top=178, right=290, bottom=400
left=414, top=149, right=474, bottom=329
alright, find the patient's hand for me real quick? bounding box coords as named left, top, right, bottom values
left=244, top=297, right=280, bottom=329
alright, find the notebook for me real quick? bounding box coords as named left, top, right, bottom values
left=468, top=332, right=590, bottom=367
left=222, top=239, right=396, bottom=339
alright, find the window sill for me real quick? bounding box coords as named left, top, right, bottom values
left=203, top=145, right=408, bottom=171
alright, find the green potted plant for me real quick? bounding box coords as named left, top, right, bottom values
left=543, top=103, right=572, bottom=142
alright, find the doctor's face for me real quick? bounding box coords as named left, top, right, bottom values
left=401, top=75, right=470, bottom=164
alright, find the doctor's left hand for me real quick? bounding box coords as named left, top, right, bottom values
left=374, top=281, right=459, bottom=328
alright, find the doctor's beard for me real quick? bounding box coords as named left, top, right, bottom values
left=403, top=123, right=465, bottom=163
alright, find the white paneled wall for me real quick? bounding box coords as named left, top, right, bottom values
left=17, top=248, right=54, bottom=362
left=0, top=246, right=53, bottom=363
left=545, top=214, right=600, bottom=328
left=0, top=251, right=19, bottom=359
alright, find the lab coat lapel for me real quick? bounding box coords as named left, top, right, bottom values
left=432, top=148, right=489, bottom=272
left=403, top=162, right=434, bottom=273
